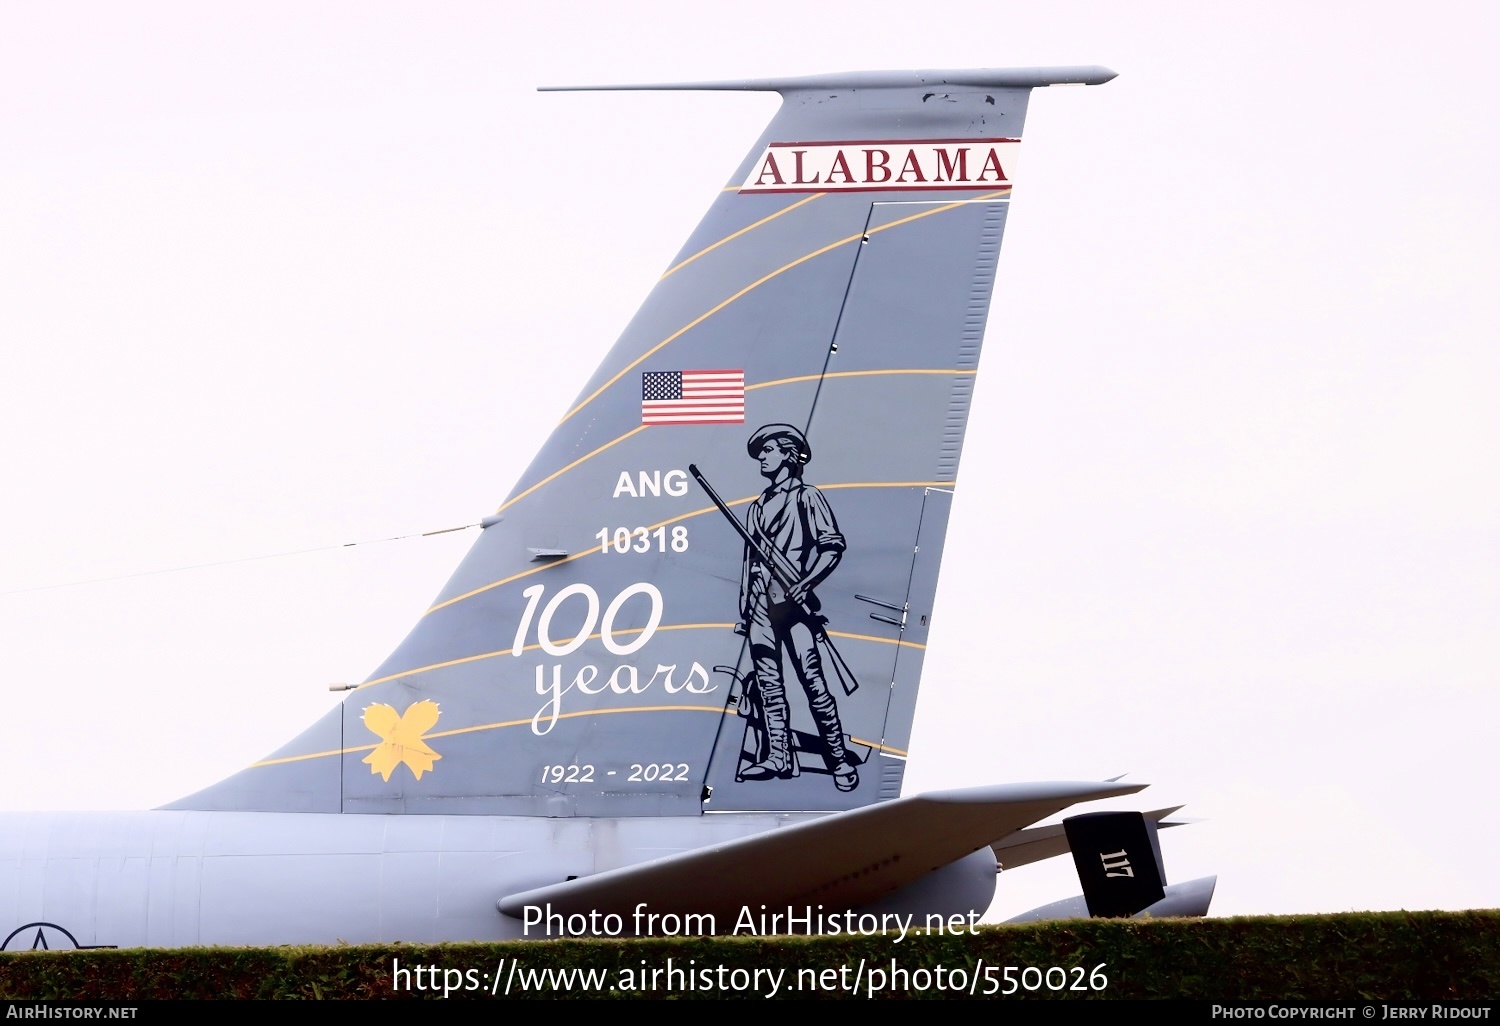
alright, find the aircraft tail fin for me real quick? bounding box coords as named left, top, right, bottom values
left=168, top=68, right=1113, bottom=817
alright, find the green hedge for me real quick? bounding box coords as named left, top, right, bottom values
left=2, top=910, right=1496, bottom=1000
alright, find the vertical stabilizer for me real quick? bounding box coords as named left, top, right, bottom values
left=166, top=68, right=1113, bottom=817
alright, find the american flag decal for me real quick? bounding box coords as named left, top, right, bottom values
left=641, top=369, right=745, bottom=425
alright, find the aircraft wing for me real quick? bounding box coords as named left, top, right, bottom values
left=497, top=780, right=1144, bottom=921
left=989, top=805, right=1186, bottom=870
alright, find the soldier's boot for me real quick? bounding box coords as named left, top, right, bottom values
left=741, top=682, right=795, bottom=780
left=807, top=686, right=859, bottom=792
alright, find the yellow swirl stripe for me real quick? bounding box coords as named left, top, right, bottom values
left=356, top=622, right=736, bottom=691
left=558, top=192, right=1006, bottom=426
left=495, top=425, right=646, bottom=516
left=429, top=480, right=948, bottom=615
left=249, top=704, right=908, bottom=768
left=494, top=368, right=970, bottom=519
left=660, top=193, right=824, bottom=280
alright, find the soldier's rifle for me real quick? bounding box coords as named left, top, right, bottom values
left=687, top=464, right=860, bottom=696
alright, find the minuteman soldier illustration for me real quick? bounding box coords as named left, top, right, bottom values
left=690, top=424, right=864, bottom=792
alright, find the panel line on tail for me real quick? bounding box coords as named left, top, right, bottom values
left=660, top=193, right=825, bottom=280
left=557, top=190, right=1008, bottom=426
left=805, top=203, right=877, bottom=435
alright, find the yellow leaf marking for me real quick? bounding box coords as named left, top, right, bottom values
left=361, top=700, right=443, bottom=781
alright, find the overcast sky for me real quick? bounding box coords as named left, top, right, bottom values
left=1, top=2, right=1495, bottom=924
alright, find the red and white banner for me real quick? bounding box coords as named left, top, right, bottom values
left=739, top=139, right=1020, bottom=194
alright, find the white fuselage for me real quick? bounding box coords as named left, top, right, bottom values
left=0, top=810, right=803, bottom=948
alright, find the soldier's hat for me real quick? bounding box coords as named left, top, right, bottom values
left=746, top=423, right=812, bottom=464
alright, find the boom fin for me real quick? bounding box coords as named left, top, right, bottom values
left=1004, top=809, right=1218, bottom=922
left=166, top=67, right=1114, bottom=817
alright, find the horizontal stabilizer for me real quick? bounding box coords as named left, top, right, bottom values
left=497, top=780, right=1143, bottom=923
left=539, top=67, right=1118, bottom=93
left=989, top=806, right=1184, bottom=871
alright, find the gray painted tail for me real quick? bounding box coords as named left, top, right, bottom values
left=168, top=69, right=1109, bottom=817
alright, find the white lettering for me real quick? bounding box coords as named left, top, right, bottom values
left=1100, top=849, right=1134, bottom=878
left=608, top=663, right=642, bottom=694
left=650, top=664, right=682, bottom=693
left=600, top=582, right=664, bottom=655
left=530, top=659, right=719, bottom=731
left=682, top=661, right=713, bottom=693
left=532, top=664, right=570, bottom=735
left=573, top=664, right=604, bottom=695
left=512, top=584, right=546, bottom=656
left=613, top=469, right=690, bottom=499
left=536, top=583, right=599, bottom=657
